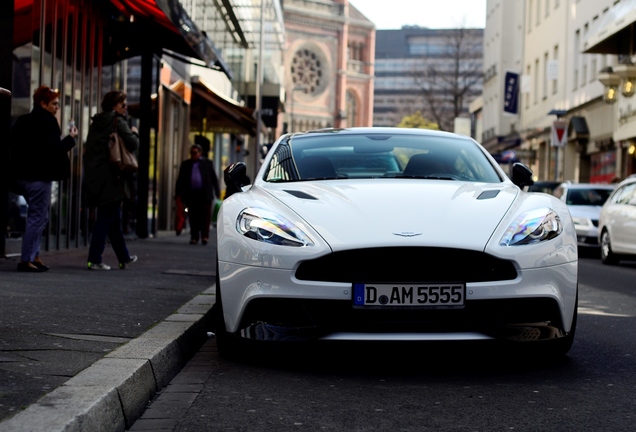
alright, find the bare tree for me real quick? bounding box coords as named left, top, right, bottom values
left=410, top=26, right=483, bottom=132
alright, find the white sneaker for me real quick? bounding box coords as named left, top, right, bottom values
left=119, top=255, right=138, bottom=269
left=88, top=262, right=111, bottom=270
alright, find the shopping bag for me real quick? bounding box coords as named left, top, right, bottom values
left=175, top=196, right=187, bottom=235
left=211, top=198, right=222, bottom=224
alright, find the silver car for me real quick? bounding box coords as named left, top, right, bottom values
left=553, top=182, right=616, bottom=248
left=598, top=175, right=636, bottom=264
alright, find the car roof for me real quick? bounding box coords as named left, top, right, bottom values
left=288, top=127, right=474, bottom=140
left=615, top=175, right=636, bottom=187
left=559, top=182, right=616, bottom=189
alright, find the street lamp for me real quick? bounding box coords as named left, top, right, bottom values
left=598, top=67, right=621, bottom=104
left=613, top=63, right=636, bottom=97
left=290, top=85, right=305, bottom=133
left=598, top=63, right=636, bottom=104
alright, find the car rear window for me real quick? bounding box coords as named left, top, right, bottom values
left=566, top=188, right=614, bottom=206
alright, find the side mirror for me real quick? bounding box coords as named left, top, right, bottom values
left=511, top=163, right=535, bottom=189
left=223, top=162, right=250, bottom=198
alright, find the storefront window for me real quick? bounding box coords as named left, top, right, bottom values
left=591, top=151, right=617, bottom=184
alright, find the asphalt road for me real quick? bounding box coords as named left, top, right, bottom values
left=132, top=253, right=636, bottom=432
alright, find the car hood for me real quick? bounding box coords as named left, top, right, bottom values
left=263, top=180, right=518, bottom=251
left=567, top=205, right=602, bottom=220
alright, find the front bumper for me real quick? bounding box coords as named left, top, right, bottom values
left=217, top=260, right=578, bottom=343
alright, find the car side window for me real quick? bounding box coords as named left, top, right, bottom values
left=624, top=184, right=636, bottom=205
left=614, top=184, right=636, bottom=205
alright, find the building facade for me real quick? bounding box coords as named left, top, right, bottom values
left=482, top=0, right=633, bottom=184
left=1, top=0, right=285, bottom=257
left=374, top=26, right=484, bottom=131
left=481, top=1, right=524, bottom=156
left=282, top=0, right=375, bottom=133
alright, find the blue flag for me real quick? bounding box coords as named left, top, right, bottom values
left=503, top=71, right=520, bottom=115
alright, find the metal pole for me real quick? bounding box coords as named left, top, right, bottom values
left=290, top=91, right=294, bottom=133
left=0, top=0, right=14, bottom=257
left=253, top=0, right=265, bottom=179
left=290, top=86, right=304, bottom=133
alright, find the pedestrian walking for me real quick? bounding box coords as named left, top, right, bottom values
left=83, top=90, right=139, bottom=270
left=175, top=144, right=220, bottom=245
left=8, top=85, right=77, bottom=272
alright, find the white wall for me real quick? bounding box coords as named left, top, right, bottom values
left=520, top=0, right=569, bottom=132
left=482, top=0, right=524, bottom=143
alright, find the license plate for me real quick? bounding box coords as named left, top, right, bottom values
left=353, top=283, right=465, bottom=309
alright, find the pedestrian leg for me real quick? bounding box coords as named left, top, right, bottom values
left=19, top=181, right=51, bottom=263
left=188, top=199, right=204, bottom=243
left=88, top=203, right=117, bottom=265
left=107, top=202, right=130, bottom=264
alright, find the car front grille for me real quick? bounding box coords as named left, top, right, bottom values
left=295, top=247, right=518, bottom=283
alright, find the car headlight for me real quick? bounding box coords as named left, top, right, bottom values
left=572, top=217, right=592, bottom=227
left=236, top=208, right=314, bottom=247
left=500, top=208, right=563, bottom=246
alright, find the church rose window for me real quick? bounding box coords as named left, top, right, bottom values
left=291, top=47, right=328, bottom=96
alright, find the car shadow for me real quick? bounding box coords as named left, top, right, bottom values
left=229, top=339, right=577, bottom=377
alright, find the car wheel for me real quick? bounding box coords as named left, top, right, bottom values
left=214, top=259, right=246, bottom=361
left=600, top=230, right=619, bottom=265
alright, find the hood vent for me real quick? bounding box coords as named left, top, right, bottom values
left=477, top=190, right=500, bottom=200
left=284, top=190, right=318, bottom=200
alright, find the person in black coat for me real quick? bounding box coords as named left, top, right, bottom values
left=175, top=144, right=221, bottom=245
left=83, top=90, right=139, bottom=270
left=9, top=85, right=77, bottom=272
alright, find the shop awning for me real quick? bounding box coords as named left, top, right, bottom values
left=110, top=0, right=233, bottom=78
left=13, top=0, right=233, bottom=78
left=191, top=76, right=256, bottom=136
left=583, top=0, right=636, bottom=54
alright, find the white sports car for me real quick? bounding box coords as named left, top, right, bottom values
left=214, top=127, right=578, bottom=359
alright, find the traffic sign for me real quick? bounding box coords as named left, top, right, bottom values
left=551, top=119, right=569, bottom=147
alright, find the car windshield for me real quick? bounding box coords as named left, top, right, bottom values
left=263, top=132, right=502, bottom=183
left=566, top=188, right=613, bottom=206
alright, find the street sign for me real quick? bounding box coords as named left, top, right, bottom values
left=501, top=150, right=516, bottom=162
left=551, top=119, right=569, bottom=147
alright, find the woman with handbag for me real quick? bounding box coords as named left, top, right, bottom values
left=83, top=91, right=139, bottom=270
left=9, top=86, right=78, bottom=272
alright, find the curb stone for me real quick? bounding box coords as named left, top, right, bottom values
left=0, top=288, right=216, bottom=432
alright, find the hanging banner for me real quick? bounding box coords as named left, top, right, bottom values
left=551, top=119, right=569, bottom=147
left=503, top=71, right=520, bottom=115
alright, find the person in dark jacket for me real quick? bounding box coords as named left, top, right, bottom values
left=83, top=91, right=139, bottom=270
left=175, top=144, right=221, bottom=245
left=9, top=85, right=77, bottom=272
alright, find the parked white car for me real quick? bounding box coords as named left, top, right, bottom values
left=598, top=175, right=636, bottom=264
left=553, top=182, right=616, bottom=248
left=214, top=127, right=579, bottom=361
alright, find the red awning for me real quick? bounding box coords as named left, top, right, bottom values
left=13, top=0, right=232, bottom=78
left=109, top=0, right=178, bottom=36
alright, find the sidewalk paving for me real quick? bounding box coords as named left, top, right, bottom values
left=0, top=231, right=218, bottom=431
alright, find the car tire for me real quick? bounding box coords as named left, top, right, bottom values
left=600, top=230, right=619, bottom=265
left=214, top=259, right=246, bottom=361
